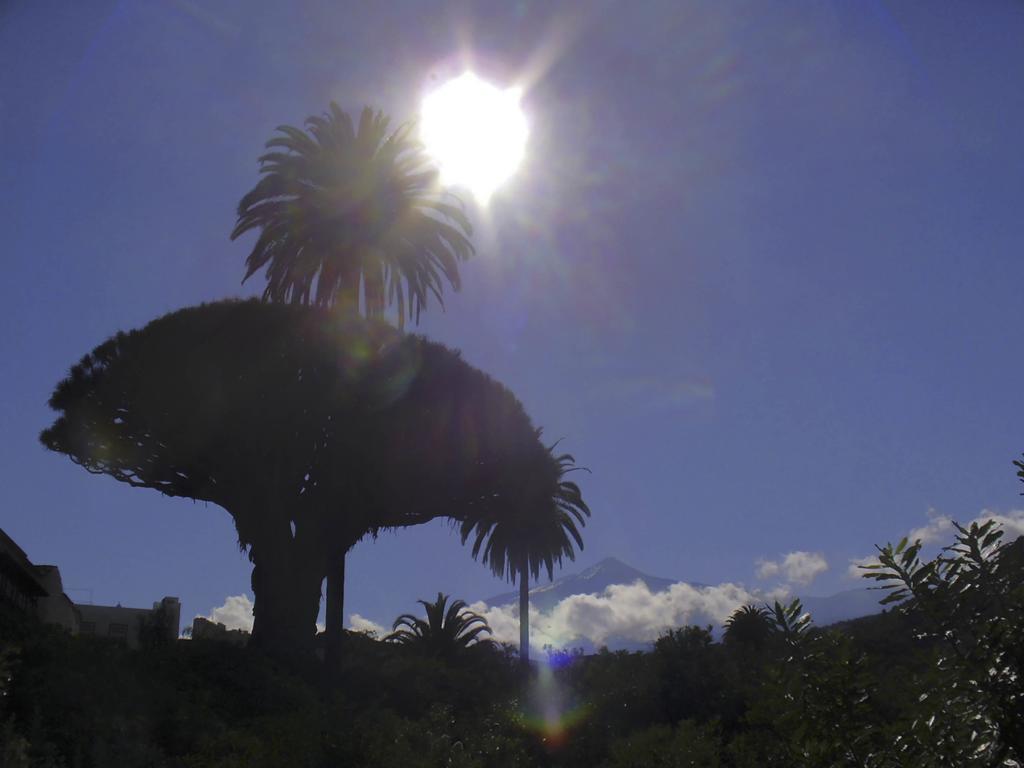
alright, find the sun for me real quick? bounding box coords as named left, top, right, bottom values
left=420, top=72, right=528, bottom=204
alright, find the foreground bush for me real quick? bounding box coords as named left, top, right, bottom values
left=2, top=525, right=1021, bottom=766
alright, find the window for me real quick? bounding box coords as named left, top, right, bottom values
left=108, top=623, right=129, bottom=640
left=79, top=621, right=96, bottom=635
left=0, top=573, right=38, bottom=612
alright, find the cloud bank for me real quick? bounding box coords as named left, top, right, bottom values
left=470, top=579, right=780, bottom=651
left=191, top=508, right=1024, bottom=652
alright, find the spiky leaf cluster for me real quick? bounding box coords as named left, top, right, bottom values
left=232, top=104, right=473, bottom=327
left=386, top=593, right=492, bottom=657
left=863, top=520, right=1024, bottom=764
left=458, top=446, right=591, bottom=585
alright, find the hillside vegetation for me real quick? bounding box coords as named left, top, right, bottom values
left=2, top=524, right=1020, bottom=767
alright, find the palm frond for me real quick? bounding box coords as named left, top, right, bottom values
left=460, top=442, right=592, bottom=585
left=384, top=592, right=492, bottom=655
left=233, top=104, right=474, bottom=326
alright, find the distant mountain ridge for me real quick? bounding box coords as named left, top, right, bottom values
left=800, top=588, right=886, bottom=627
left=480, top=555, right=883, bottom=627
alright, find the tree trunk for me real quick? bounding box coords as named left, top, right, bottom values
left=248, top=528, right=322, bottom=660
left=325, top=549, right=346, bottom=674
left=519, top=554, right=530, bottom=666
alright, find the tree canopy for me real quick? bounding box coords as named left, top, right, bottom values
left=40, top=299, right=555, bottom=654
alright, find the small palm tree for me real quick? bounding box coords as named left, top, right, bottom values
left=386, top=593, right=492, bottom=657
left=723, top=604, right=772, bottom=649
left=460, top=442, right=591, bottom=665
left=232, top=103, right=473, bottom=327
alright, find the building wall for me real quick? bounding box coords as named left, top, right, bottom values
left=0, top=528, right=179, bottom=647
left=77, top=597, right=180, bottom=649
left=34, top=565, right=80, bottom=634
left=0, top=567, right=38, bottom=613
left=0, top=528, right=48, bottom=614
left=160, top=596, right=181, bottom=642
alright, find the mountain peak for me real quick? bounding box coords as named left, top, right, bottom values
left=579, top=556, right=629, bottom=573
left=592, top=556, right=629, bottom=567
left=483, top=556, right=681, bottom=611
left=578, top=556, right=648, bottom=581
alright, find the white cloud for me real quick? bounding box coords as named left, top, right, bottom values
left=847, top=554, right=881, bottom=581
left=904, top=507, right=1024, bottom=548
left=973, top=508, right=1024, bottom=540
left=781, top=551, right=829, bottom=585
left=762, top=583, right=793, bottom=602
left=198, top=596, right=381, bottom=637
left=200, top=594, right=254, bottom=632
left=907, top=508, right=954, bottom=546
left=755, top=551, right=828, bottom=587
left=348, top=613, right=386, bottom=637
left=470, top=579, right=776, bottom=651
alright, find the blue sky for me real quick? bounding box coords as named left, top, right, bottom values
left=2, top=1, right=1023, bottom=636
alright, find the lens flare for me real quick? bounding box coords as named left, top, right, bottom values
left=519, top=657, right=590, bottom=750
left=420, top=72, right=528, bottom=204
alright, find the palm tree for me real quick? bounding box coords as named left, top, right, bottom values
left=231, top=103, right=474, bottom=327
left=723, top=604, right=772, bottom=650
left=232, top=103, right=475, bottom=669
left=459, top=443, right=591, bottom=665
left=386, top=593, right=492, bottom=657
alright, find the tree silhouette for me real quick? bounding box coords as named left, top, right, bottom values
left=232, top=103, right=475, bottom=667
left=232, top=104, right=473, bottom=325
left=460, top=447, right=590, bottom=664
left=385, top=593, right=492, bottom=658
left=40, top=300, right=550, bottom=659
left=723, top=604, right=772, bottom=650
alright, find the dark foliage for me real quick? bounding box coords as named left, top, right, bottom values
left=722, top=604, right=772, bottom=650
left=40, top=300, right=555, bottom=658
left=862, top=520, right=1024, bottom=764
left=460, top=449, right=591, bottom=586
left=137, top=602, right=176, bottom=651
left=2, top=525, right=1022, bottom=767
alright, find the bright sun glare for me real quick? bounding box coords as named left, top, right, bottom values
left=420, top=72, right=528, bottom=204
